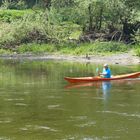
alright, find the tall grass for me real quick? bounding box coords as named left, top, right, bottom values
left=135, top=49, right=140, bottom=57
left=60, top=41, right=132, bottom=55
left=17, top=41, right=132, bottom=55
left=134, top=44, right=140, bottom=57
left=18, top=43, right=57, bottom=54
left=0, top=49, right=11, bottom=54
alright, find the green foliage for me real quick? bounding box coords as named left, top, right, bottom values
left=0, top=11, right=48, bottom=48
left=134, top=44, right=140, bottom=57
left=0, top=9, right=32, bottom=22
left=51, top=0, right=75, bottom=8
left=133, top=29, right=140, bottom=45
left=0, top=0, right=140, bottom=53
left=89, top=42, right=129, bottom=53
left=60, top=41, right=131, bottom=55
left=16, top=42, right=131, bottom=55
left=0, top=9, right=81, bottom=49
left=0, top=48, right=11, bottom=54
left=135, top=48, right=140, bottom=57
left=18, top=43, right=57, bottom=54
left=1, top=0, right=27, bottom=10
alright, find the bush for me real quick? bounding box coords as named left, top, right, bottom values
left=58, top=41, right=132, bottom=55
left=91, top=42, right=129, bottom=52
left=0, top=48, right=11, bottom=54
left=134, top=44, right=140, bottom=57
left=0, top=9, right=32, bottom=22
left=134, top=29, right=140, bottom=45
left=0, top=9, right=81, bottom=49
left=1, top=0, right=27, bottom=10
left=0, top=11, right=48, bottom=48
left=135, top=49, right=140, bottom=57
left=72, top=41, right=130, bottom=55
left=18, top=44, right=57, bottom=54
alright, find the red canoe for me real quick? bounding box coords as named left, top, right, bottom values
left=64, top=72, right=140, bottom=83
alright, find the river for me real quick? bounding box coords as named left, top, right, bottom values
left=0, top=59, right=140, bottom=140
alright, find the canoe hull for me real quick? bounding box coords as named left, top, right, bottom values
left=64, top=72, right=140, bottom=83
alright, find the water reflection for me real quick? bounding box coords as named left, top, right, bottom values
left=102, top=81, right=111, bottom=101
left=66, top=81, right=111, bottom=90
left=65, top=81, right=112, bottom=102
left=65, top=79, right=140, bottom=104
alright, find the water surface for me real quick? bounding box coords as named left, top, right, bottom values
left=0, top=59, right=140, bottom=140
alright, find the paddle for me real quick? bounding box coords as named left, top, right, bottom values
left=96, top=67, right=100, bottom=76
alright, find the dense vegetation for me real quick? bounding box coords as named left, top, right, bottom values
left=0, top=0, right=140, bottom=55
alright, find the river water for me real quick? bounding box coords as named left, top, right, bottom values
left=0, top=59, right=140, bottom=140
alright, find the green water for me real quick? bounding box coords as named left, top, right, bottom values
left=0, top=59, right=140, bottom=140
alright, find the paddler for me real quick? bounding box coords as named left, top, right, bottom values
left=100, top=64, right=111, bottom=78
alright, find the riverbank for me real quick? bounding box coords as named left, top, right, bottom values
left=0, top=51, right=139, bottom=65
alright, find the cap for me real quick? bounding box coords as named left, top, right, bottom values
left=104, top=64, right=108, bottom=67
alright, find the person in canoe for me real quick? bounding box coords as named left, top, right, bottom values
left=100, top=64, right=111, bottom=78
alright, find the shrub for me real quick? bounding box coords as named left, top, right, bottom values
left=0, top=9, right=81, bottom=49
left=91, top=42, right=129, bottom=53
left=0, top=9, right=32, bottom=22
left=58, top=41, right=132, bottom=55
left=135, top=45, right=140, bottom=57
left=18, top=44, right=57, bottom=54
left=0, top=48, right=11, bottom=54
left=1, top=0, right=27, bottom=10
left=0, top=11, right=48, bottom=48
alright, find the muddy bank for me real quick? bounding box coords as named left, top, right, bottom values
left=0, top=52, right=140, bottom=65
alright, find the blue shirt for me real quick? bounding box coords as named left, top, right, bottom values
left=102, top=68, right=111, bottom=78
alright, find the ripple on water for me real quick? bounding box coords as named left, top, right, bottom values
left=97, top=110, right=140, bottom=118
left=62, top=135, right=120, bottom=140
left=0, top=137, right=11, bottom=140
left=0, top=120, right=12, bottom=124
left=75, top=121, right=96, bottom=128
left=115, top=127, right=128, bottom=132
left=48, top=104, right=60, bottom=109
left=67, top=116, right=88, bottom=123
left=116, top=103, right=130, bottom=107
left=15, top=103, right=28, bottom=106
left=47, top=104, right=65, bottom=111
left=4, top=98, right=24, bottom=101
left=91, top=97, right=104, bottom=100
left=34, top=125, right=58, bottom=132
left=70, top=116, right=88, bottom=120
left=20, top=125, right=58, bottom=132
left=46, top=95, right=62, bottom=99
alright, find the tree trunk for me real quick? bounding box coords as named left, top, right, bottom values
left=88, top=4, right=93, bottom=31
left=98, top=6, right=103, bottom=30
